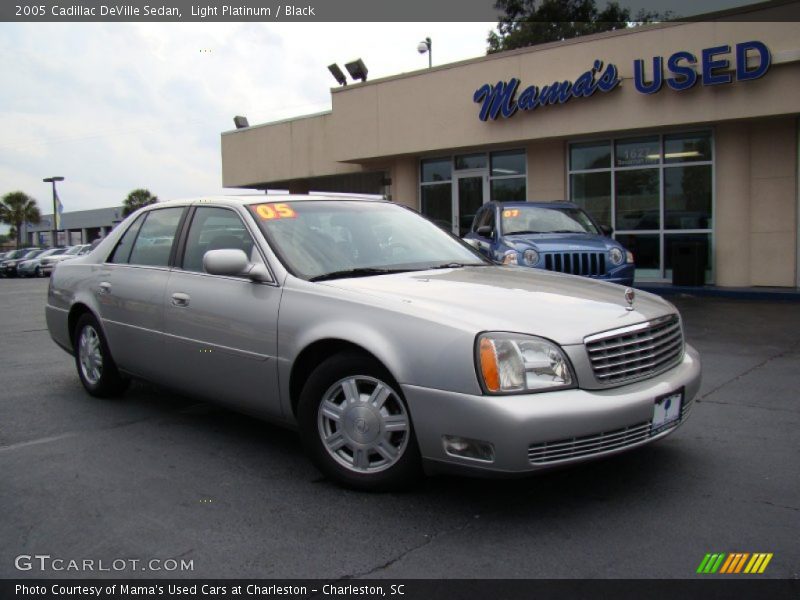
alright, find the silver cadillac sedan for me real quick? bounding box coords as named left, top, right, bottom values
left=46, top=195, right=701, bottom=490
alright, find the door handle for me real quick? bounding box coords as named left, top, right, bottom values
left=171, top=292, right=190, bottom=307
left=97, top=281, right=111, bottom=295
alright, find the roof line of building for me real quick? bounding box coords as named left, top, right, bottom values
left=221, top=109, right=332, bottom=136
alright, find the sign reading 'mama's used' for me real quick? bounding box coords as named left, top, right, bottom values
left=473, top=41, right=770, bottom=122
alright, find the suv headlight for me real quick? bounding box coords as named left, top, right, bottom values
left=626, top=250, right=634, bottom=264
left=476, top=332, right=575, bottom=394
left=609, top=247, right=624, bottom=265
left=522, top=249, right=539, bottom=266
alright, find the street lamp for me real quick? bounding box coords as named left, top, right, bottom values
left=43, top=176, right=64, bottom=248
left=417, top=37, right=432, bottom=69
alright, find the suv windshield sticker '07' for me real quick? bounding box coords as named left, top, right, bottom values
left=254, top=203, right=297, bottom=221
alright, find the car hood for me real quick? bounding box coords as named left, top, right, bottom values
left=503, top=233, right=614, bottom=252
left=320, top=266, right=673, bottom=345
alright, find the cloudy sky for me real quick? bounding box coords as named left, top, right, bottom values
left=0, top=22, right=494, bottom=227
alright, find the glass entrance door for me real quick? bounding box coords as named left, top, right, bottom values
left=454, top=174, right=486, bottom=237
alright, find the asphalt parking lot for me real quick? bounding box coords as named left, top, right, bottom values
left=0, top=278, right=798, bottom=580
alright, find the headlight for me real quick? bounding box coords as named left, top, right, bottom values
left=626, top=250, right=634, bottom=264
left=501, top=250, right=517, bottom=265
left=522, top=249, right=539, bottom=266
left=609, top=247, right=624, bottom=265
left=476, top=332, right=574, bottom=394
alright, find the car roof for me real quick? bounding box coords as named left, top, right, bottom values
left=150, top=193, right=388, bottom=209
left=490, top=200, right=580, bottom=209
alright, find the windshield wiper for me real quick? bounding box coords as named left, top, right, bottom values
left=549, top=229, right=587, bottom=234
left=309, top=267, right=412, bottom=282
left=425, top=262, right=489, bottom=270
left=507, top=230, right=544, bottom=235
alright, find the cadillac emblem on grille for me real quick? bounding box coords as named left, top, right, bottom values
left=624, top=287, right=635, bottom=311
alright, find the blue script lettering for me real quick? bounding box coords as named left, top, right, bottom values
left=473, top=61, right=619, bottom=121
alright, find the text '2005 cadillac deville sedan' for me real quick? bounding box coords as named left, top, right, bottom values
left=46, top=195, right=701, bottom=490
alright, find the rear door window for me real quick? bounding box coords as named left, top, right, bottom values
left=108, top=214, right=146, bottom=264
left=127, top=208, right=184, bottom=267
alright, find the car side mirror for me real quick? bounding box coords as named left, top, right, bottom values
left=203, top=249, right=270, bottom=282
left=476, top=225, right=494, bottom=238
left=600, top=225, right=614, bottom=237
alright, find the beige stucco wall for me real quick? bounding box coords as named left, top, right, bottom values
left=714, top=117, right=797, bottom=287
left=748, top=119, right=797, bottom=286
left=221, top=112, right=363, bottom=188
left=324, top=21, right=800, bottom=163
left=223, top=20, right=800, bottom=188
left=527, top=140, right=566, bottom=200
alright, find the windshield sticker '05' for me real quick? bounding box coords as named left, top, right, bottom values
left=255, top=203, right=297, bottom=220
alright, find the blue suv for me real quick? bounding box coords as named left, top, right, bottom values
left=464, top=201, right=635, bottom=286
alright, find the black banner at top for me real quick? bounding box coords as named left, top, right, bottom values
left=3, top=0, right=800, bottom=22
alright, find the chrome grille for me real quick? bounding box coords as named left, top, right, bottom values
left=585, top=315, right=684, bottom=385
left=528, top=421, right=652, bottom=465
left=543, top=252, right=606, bottom=276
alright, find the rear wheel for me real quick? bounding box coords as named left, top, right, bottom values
left=297, top=353, right=422, bottom=491
left=73, top=313, right=129, bottom=397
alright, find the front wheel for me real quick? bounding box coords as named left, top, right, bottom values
left=73, top=313, right=129, bottom=397
left=297, top=353, right=422, bottom=491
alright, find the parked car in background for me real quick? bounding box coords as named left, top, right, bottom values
left=464, top=201, right=635, bottom=286
left=1, top=248, right=43, bottom=277
left=17, top=247, right=68, bottom=277
left=47, top=195, right=700, bottom=490
left=42, top=244, right=92, bottom=273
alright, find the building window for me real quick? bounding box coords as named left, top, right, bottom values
left=420, top=157, right=453, bottom=231
left=489, top=150, right=526, bottom=202
left=568, top=131, right=713, bottom=282
left=419, top=150, right=527, bottom=233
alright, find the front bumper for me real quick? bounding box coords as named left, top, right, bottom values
left=402, top=345, right=701, bottom=475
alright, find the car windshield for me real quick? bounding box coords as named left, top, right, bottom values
left=248, top=200, right=489, bottom=280
left=22, top=249, right=45, bottom=259
left=38, top=248, right=63, bottom=258
left=501, top=206, right=599, bottom=235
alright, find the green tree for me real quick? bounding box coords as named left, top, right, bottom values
left=488, top=0, right=672, bottom=54
left=0, top=191, right=41, bottom=249
left=122, top=188, right=159, bottom=216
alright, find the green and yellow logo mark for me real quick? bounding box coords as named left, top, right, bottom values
left=697, top=552, right=773, bottom=574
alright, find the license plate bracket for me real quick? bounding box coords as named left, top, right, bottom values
left=652, top=388, right=684, bottom=434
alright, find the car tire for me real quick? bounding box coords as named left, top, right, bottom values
left=73, top=313, right=129, bottom=398
left=297, top=353, right=422, bottom=491
left=34, top=266, right=41, bottom=277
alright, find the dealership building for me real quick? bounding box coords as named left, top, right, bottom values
left=21, top=206, right=124, bottom=247
left=221, top=3, right=800, bottom=288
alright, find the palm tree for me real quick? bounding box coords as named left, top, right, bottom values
left=0, top=191, right=41, bottom=248
left=123, top=189, right=159, bottom=216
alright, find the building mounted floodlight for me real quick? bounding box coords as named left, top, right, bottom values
left=233, top=116, right=249, bottom=129
left=328, top=63, right=347, bottom=86
left=344, top=58, right=368, bottom=82
left=417, top=37, right=432, bottom=69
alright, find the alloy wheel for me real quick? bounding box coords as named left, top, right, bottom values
left=317, top=375, right=410, bottom=474
left=78, top=325, right=103, bottom=385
